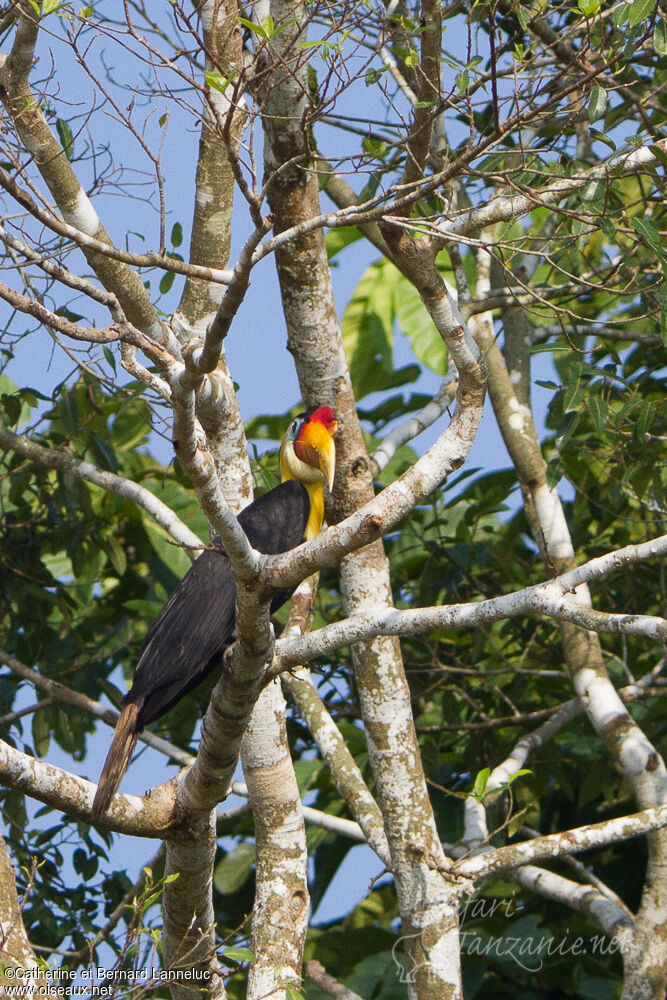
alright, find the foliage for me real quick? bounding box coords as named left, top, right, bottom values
left=0, top=0, right=665, bottom=997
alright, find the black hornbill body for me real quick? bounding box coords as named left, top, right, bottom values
left=92, top=406, right=337, bottom=819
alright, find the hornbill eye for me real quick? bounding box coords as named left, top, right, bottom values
left=289, top=415, right=305, bottom=440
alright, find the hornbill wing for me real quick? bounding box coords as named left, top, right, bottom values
left=131, top=478, right=310, bottom=726
left=91, top=545, right=238, bottom=820
left=237, top=477, right=311, bottom=553
left=91, top=479, right=313, bottom=820
left=130, top=546, right=236, bottom=726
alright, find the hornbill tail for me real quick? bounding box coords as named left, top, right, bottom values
left=91, top=702, right=140, bottom=821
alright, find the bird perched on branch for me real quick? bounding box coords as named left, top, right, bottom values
left=92, top=406, right=337, bottom=820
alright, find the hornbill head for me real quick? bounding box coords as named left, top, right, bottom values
left=280, top=406, right=338, bottom=539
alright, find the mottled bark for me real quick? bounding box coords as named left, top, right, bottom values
left=242, top=682, right=309, bottom=1000
left=160, top=5, right=253, bottom=988
left=258, top=1, right=468, bottom=994
left=174, top=0, right=251, bottom=508
left=0, top=834, right=57, bottom=998
left=281, top=581, right=391, bottom=865
left=162, top=813, right=223, bottom=1000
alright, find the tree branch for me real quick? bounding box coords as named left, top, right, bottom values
left=0, top=427, right=203, bottom=554
left=272, top=536, right=667, bottom=669
left=0, top=738, right=170, bottom=837
left=457, top=806, right=667, bottom=878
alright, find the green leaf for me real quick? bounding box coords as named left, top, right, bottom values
left=171, top=222, right=183, bottom=248
left=598, top=216, right=617, bottom=241
left=362, top=137, right=387, bottom=157
left=213, top=842, right=255, bottom=895
left=238, top=15, right=271, bottom=39
left=632, top=217, right=667, bottom=268
left=633, top=400, right=655, bottom=445
left=55, top=305, right=84, bottom=323
left=394, top=272, right=449, bottom=375
left=103, top=345, right=116, bottom=373
left=285, top=990, right=305, bottom=1000
left=341, top=258, right=398, bottom=399
left=507, top=769, right=532, bottom=786
left=578, top=0, right=600, bottom=15
left=546, top=458, right=564, bottom=489
left=655, top=18, right=667, bottom=53
left=587, top=393, right=609, bottom=434
left=261, top=14, right=276, bottom=37
left=222, top=947, right=255, bottom=964
left=657, top=284, right=667, bottom=346
left=325, top=226, right=362, bottom=261
left=105, top=536, right=127, bottom=576
left=613, top=3, right=630, bottom=25
left=557, top=410, right=581, bottom=451
left=123, top=598, right=164, bottom=616
left=59, top=390, right=80, bottom=436
left=42, top=0, right=61, bottom=13
left=56, top=118, right=74, bottom=159
left=0, top=393, right=21, bottom=427
left=365, top=67, right=385, bottom=86
left=516, top=7, right=530, bottom=29
left=588, top=127, right=616, bottom=153
left=562, top=367, right=583, bottom=412
left=293, top=758, right=323, bottom=794
left=628, top=0, right=656, bottom=27
left=582, top=179, right=605, bottom=204
left=89, top=435, right=119, bottom=473
left=650, top=143, right=667, bottom=167
left=112, top=404, right=151, bottom=451
left=587, top=86, right=607, bottom=123
left=159, top=270, right=175, bottom=295
left=455, top=70, right=469, bottom=94
left=473, top=767, right=491, bottom=800
left=32, top=710, right=51, bottom=758
left=42, top=551, right=74, bottom=581
left=0, top=382, right=32, bottom=427
left=204, top=70, right=230, bottom=94
left=53, top=707, right=76, bottom=753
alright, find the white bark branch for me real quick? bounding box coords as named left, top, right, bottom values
left=371, top=363, right=459, bottom=474
left=273, top=536, right=667, bottom=669
left=230, top=780, right=368, bottom=842
left=457, top=806, right=667, bottom=878
left=242, top=682, right=309, bottom=1000
left=168, top=367, right=261, bottom=579
left=0, top=168, right=233, bottom=291
left=439, top=139, right=667, bottom=240
left=0, top=427, right=202, bottom=553
left=509, top=865, right=632, bottom=939
left=280, top=579, right=391, bottom=865
left=0, top=737, right=170, bottom=837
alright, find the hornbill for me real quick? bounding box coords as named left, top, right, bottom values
left=91, top=406, right=337, bottom=820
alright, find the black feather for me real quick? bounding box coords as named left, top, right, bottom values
left=128, top=478, right=310, bottom=727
